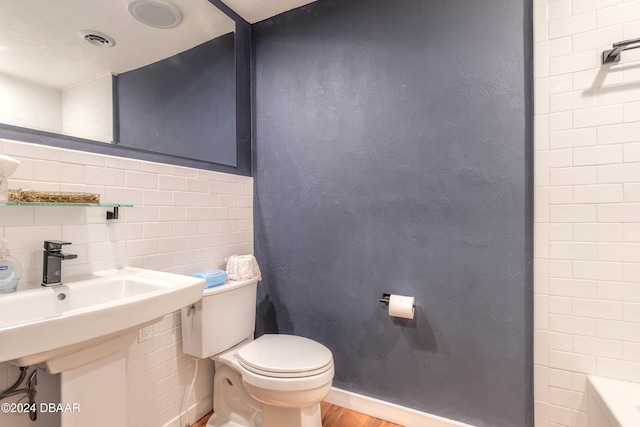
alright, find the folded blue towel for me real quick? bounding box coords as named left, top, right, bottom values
left=192, top=270, right=228, bottom=288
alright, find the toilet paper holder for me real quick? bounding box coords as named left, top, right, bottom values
left=379, top=293, right=415, bottom=307
left=379, top=293, right=391, bottom=305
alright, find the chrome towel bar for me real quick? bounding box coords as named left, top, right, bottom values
left=602, top=37, right=640, bottom=64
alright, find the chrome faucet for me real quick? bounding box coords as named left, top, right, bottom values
left=41, top=240, right=77, bottom=287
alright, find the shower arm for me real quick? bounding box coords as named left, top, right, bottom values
left=602, top=37, right=640, bottom=64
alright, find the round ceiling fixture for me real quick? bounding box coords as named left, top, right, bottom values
left=78, top=30, right=116, bottom=47
left=128, top=0, right=183, bottom=29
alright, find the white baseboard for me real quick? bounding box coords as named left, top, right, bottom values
left=325, top=387, right=475, bottom=427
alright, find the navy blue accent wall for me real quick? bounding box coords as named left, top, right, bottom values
left=117, top=33, right=236, bottom=166
left=253, top=1, right=532, bottom=426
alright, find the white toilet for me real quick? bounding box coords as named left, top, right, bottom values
left=181, top=277, right=334, bottom=427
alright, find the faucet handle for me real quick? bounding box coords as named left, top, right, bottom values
left=44, top=240, right=72, bottom=252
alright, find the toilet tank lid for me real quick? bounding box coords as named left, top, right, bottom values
left=202, top=277, right=259, bottom=296
left=237, top=334, right=333, bottom=374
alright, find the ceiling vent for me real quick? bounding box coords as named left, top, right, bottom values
left=78, top=30, right=116, bottom=47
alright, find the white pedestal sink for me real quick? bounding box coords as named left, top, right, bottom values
left=0, top=267, right=205, bottom=426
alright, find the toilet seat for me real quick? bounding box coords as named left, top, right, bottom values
left=237, top=334, right=333, bottom=379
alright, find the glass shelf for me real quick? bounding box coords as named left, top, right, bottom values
left=0, top=202, right=133, bottom=207
left=0, top=202, right=132, bottom=219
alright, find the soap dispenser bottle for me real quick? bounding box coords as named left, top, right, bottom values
left=0, top=239, right=21, bottom=293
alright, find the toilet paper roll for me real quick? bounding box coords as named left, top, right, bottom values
left=388, top=294, right=415, bottom=319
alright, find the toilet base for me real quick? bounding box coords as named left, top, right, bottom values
left=204, top=404, right=321, bottom=427
left=206, top=413, right=247, bottom=427
left=262, top=403, right=322, bottom=427
left=210, top=362, right=262, bottom=427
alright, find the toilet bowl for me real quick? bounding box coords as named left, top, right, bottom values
left=181, top=277, right=334, bottom=427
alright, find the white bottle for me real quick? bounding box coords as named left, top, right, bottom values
left=0, top=239, right=21, bottom=293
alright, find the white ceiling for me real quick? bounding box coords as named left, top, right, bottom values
left=0, top=0, right=315, bottom=91
left=221, top=0, right=316, bottom=24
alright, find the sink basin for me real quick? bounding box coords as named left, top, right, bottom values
left=0, top=267, right=204, bottom=372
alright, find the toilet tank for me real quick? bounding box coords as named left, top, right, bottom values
left=181, top=277, right=259, bottom=358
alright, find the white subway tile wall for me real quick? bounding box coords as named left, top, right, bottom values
left=0, top=73, right=112, bottom=143
left=0, top=138, right=254, bottom=427
left=61, top=75, right=113, bottom=143
left=0, top=73, right=61, bottom=134
left=535, top=1, right=640, bottom=426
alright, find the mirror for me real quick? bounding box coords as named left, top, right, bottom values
left=0, top=0, right=244, bottom=170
